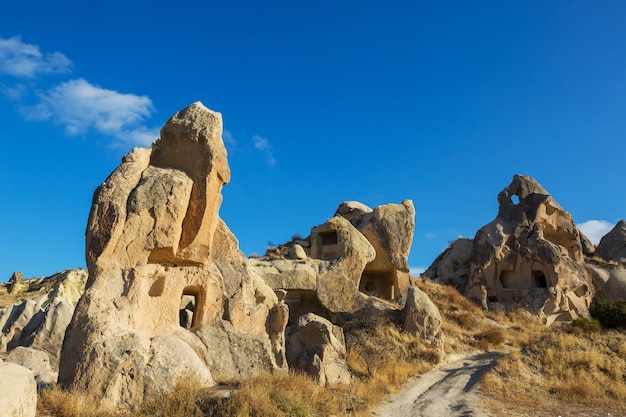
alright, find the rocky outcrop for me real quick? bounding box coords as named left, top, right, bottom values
left=285, top=313, right=351, bottom=386
left=6, top=346, right=57, bottom=388
left=586, top=260, right=626, bottom=300
left=250, top=200, right=415, bottom=324
left=595, top=220, right=626, bottom=265
left=425, top=175, right=594, bottom=325
left=0, top=269, right=87, bottom=371
left=58, top=102, right=287, bottom=410
left=0, top=360, right=37, bottom=417
left=402, top=287, right=442, bottom=341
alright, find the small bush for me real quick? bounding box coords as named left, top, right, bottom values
left=475, top=328, right=507, bottom=348
left=590, top=300, right=626, bottom=328
left=568, top=317, right=602, bottom=334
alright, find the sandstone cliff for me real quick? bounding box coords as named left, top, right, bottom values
left=58, top=102, right=288, bottom=410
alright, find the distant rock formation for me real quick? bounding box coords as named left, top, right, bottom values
left=250, top=200, right=415, bottom=324
left=595, top=220, right=626, bottom=265
left=0, top=269, right=87, bottom=375
left=59, top=102, right=288, bottom=410
left=424, top=175, right=594, bottom=325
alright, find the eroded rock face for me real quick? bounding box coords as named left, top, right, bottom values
left=595, top=220, right=626, bottom=265
left=58, top=102, right=287, bottom=410
left=250, top=200, right=415, bottom=324
left=402, top=287, right=442, bottom=341
left=285, top=313, right=351, bottom=386
left=586, top=260, right=626, bottom=300
left=425, top=175, right=594, bottom=324
left=0, top=269, right=87, bottom=370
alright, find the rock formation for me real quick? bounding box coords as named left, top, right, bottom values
left=0, top=269, right=87, bottom=373
left=595, top=220, right=626, bottom=265
left=586, top=260, right=626, bottom=300
left=424, top=175, right=594, bottom=325
left=285, top=313, right=351, bottom=386
left=250, top=200, right=415, bottom=324
left=58, top=102, right=288, bottom=410
left=402, top=287, right=442, bottom=341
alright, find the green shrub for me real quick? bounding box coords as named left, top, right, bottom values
left=569, top=317, right=602, bottom=334
left=589, top=300, right=626, bottom=329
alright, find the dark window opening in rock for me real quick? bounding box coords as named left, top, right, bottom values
left=488, top=296, right=498, bottom=303
left=179, top=286, right=203, bottom=329
left=359, top=270, right=395, bottom=300
left=320, top=230, right=338, bottom=245
left=284, top=290, right=329, bottom=325
left=533, top=271, right=547, bottom=288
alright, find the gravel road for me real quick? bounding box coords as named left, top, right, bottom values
left=372, top=352, right=501, bottom=417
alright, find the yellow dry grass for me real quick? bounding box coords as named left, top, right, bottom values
left=481, top=324, right=626, bottom=415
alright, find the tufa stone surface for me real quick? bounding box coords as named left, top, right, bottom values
left=285, top=313, right=351, bottom=386
left=58, top=102, right=287, bottom=410
left=424, top=175, right=594, bottom=325
left=251, top=200, right=415, bottom=326
left=0, top=360, right=37, bottom=417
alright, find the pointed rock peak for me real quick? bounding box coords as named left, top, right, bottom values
left=596, top=220, right=626, bottom=264
left=153, top=101, right=230, bottom=183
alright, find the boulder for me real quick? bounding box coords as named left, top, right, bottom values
left=59, top=102, right=287, bottom=411
left=285, top=313, right=351, bottom=386
left=425, top=175, right=594, bottom=323
left=0, top=361, right=37, bottom=417
left=586, top=260, right=626, bottom=300
left=595, top=220, right=626, bottom=265
left=402, top=286, right=442, bottom=341
left=6, top=346, right=57, bottom=388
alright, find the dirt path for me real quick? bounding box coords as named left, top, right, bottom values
left=372, top=352, right=501, bottom=417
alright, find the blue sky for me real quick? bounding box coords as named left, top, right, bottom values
left=1, top=1, right=625, bottom=280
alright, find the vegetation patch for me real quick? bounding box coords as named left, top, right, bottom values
left=482, top=323, right=626, bottom=415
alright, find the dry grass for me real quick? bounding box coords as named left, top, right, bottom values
left=208, top=371, right=354, bottom=417
left=481, top=324, right=626, bottom=415
left=343, top=315, right=443, bottom=409
left=38, top=385, right=116, bottom=417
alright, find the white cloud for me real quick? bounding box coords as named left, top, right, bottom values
left=410, top=266, right=426, bottom=276
left=252, top=134, right=276, bottom=165
left=0, top=35, right=72, bottom=78
left=578, top=220, right=614, bottom=245
left=28, top=78, right=156, bottom=146
left=223, top=129, right=237, bottom=148
left=253, top=134, right=269, bottom=150
left=424, top=232, right=435, bottom=239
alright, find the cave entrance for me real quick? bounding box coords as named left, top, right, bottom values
left=179, top=286, right=203, bottom=329
left=283, top=290, right=328, bottom=325
left=533, top=271, right=547, bottom=288
left=359, top=270, right=395, bottom=300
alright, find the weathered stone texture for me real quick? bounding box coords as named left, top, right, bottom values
left=59, top=102, right=287, bottom=410
left=425, top=175, right=594, bottom=324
